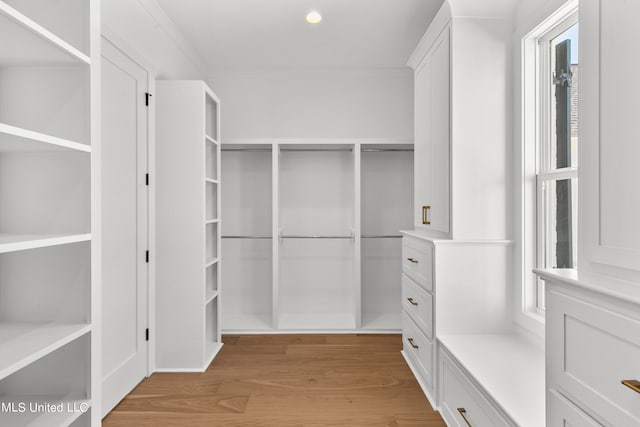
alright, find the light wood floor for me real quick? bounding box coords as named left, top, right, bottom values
left=103, top=334, right=446, bottom=426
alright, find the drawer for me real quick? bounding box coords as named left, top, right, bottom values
left=402, top=274, right=433, bottom=338
left=402, top=312, right=434, bottom=387
left=402, top=238, right=433, bottom=292
left=547, top=288, right=640, bottom=426
left=440, top=350, right=509, bottom=427
left=547, top=389, right=602, bottom=426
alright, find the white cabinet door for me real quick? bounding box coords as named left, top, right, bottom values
left=413, top=27, right=450, bottom=235
left=581, top=0, right=640, bottom=271
left=414, top=51, right=432, bottom=229
left=429, top=29, right=450, bottom=234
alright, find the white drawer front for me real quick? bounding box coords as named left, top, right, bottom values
left=402, top=238, right=433, bottom=292
left=402, top=312, right=434, bottom=387
left=402, top=274, right=433, bottom=339
left=547, top=288, right=640, bottom=426
left=440, top=351, right=509, bottom=427
left=548, top=389, right=602, bottom=427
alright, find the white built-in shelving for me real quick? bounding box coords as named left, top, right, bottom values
left=156, top=81, right=222, bottom=372
left=0, top=0, right=99, bottom=425
left=220, top=141, right=413, bottom=332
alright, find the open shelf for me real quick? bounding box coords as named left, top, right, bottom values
left=361, top=313, right=401, bottom=330
left=0, top=123, right=90, bottom=153
left=278, top=313, right=356, bottom=330
left=205, top=135, right=218, bottom=145
left=204, top=341, right=223, bottom=369
left=0, top=395, right=90, bottom=427
left=205, top=94, right=218, bottom=141
left=205, top=289, right=219, bottom=306
left=0, top=234, right=91, bottom=254
left=0, top=323, right=91, bottom=381
left=205, top=178, right=218, bottom=184
left=205, top=257, right=219, bottom=269
left=222, top=314, right=272, bottom=331
left=0, top=2, right=89, bottom=65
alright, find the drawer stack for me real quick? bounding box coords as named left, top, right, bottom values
left=401, top=236, right=436, bottom=395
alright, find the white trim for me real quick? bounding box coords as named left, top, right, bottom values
left=101, top=26, right=157, bottom=77
left=515, top=0, right=579, bottom=336
left=406, top=2, right=452, bottom=69
left=223, top=138, right=413, bottom=146
left=135, top=0, right=208, bottom=77
left=401, top=351, right=438, bottom=409
left=222, top=329, right=401, bottom=335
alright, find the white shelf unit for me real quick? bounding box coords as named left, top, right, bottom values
left=0, top=0, right=99, bottom=425
left=360, top=144, right=414, bottom=330
left=220, top=141, right=412, bottom=333
left=156, top=81, right=222, bottom=372
left=220, top=144, right=273, bottom=331
left=278, top=144, right=356, bottom=330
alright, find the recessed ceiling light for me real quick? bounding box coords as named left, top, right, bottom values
left=306, top=10, right=322, bottom=24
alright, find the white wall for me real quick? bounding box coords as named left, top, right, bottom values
left=101, top=0, right=206, bottom=79
left=208, top=68, right=413, bottom=141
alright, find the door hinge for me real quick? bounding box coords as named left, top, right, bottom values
left=145, top=92, right=152, bottom=106
left=145, top=328, right=149, bottom=341
left=145, top=250, right=149, bottom=263
left=145, top=173, right=149, bottom=186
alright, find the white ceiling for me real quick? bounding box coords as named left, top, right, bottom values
left=154, top=0, right=445, bottom=69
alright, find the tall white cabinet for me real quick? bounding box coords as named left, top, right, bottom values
left=0, top=0, right=101, bottom=425
left=413, top=28, right=450, bottom=236
left=402, top=3, right=534, bottom=425
left=221, top=142, right=413, bottom=332
left=155, top=81, right=222, bottom=372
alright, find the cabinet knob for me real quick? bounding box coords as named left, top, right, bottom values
left=622, top=379, right=640, bottom=394
left=407, top=338, right=419, bottom=349
left=422, top=205, right=431, bottom=225
left=407, top=257, right=418, bottom=264
left=407, top=297, right=419, bottom=306
left=457, top=408, right=472, bottom=426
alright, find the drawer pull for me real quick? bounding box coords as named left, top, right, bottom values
left=422, top=205, right=431, bottom=225
left=407, top=338, right=419, bottom=349
left=622, top=379, right=640, bottom=394
left=457, top=408, right=472, bottom=427
left=407, top=297, right=418, bottom=306
left=407, top=257, right=418, bottom=264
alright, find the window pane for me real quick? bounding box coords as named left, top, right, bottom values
left=550, top=24, right=579, bottom=169
left=544, top=178, right=578, bottom=269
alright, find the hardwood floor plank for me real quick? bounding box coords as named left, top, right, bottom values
left=103, top=334, right=445, bottom=426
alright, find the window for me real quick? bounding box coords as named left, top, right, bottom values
left=535, top=14, right=579, bottom=310
left=519, top=3, right=579, bottom=327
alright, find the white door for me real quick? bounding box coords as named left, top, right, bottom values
left=101, top=38, right=149, bottom=416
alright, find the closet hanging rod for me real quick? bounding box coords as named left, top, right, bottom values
left=280, top=235, right=353, bottom=239
left=361, top=148, right=414, bottom=152
left=221, top=148, right=272, bottom=152
left=280, top=148, right=353, bottom=152
left=361, top=235, right=403, bottom=238
left=221, top=235, right=272, bottom=239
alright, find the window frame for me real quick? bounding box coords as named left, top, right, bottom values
left=535, top=12, right=579, bottom=312
left=519, top=1, right=579, bottom=326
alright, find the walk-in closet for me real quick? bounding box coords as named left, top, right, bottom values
left=2, top=0, right=639, bottom=426
left=221, top=143, right=413, bottom=332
